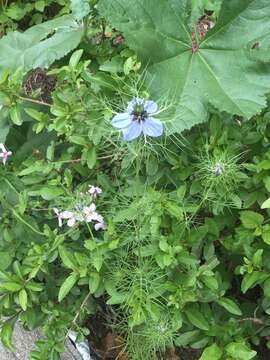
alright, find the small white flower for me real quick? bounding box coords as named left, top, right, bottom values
left=94, top=214, right=106, bottom=231
left=54, top=208, right=77, bottom=228
left=83, top=203, right=99, bottom=222
left=94, top=222, right=106, bottom=231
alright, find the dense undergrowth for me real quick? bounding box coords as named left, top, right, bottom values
left=1, top=1, right=270, bottom=359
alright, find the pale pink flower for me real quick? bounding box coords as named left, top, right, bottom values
left=64, top=212, right=77, bottom=227
left=0, top=144, right=12, bottom=165
left=53, top=208, right=63, bottom=227
left=88, top=185, right=102, bottom=198
left=53, top=208, right=76, bottom=227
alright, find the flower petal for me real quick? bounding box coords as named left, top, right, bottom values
left=127, top=98, right=144, bottom=113
left=142, top=117, right=163, bottom=137
left=89, top=203, right=96, bottom=212
left=53, top=208, right=60, bottom=215
left=0, top=144, right=6, bottom=153
left=144, top=100, right=158, bottom=114
left=61, top=211, right=74, bottom=219
left=95, top=214, right=104, bottom=223
left=127, top=98, right=137, bottom=113
left=67, top=217, right=76, bottom=227
left=122, top=122, right=143, bottom=141
left=85, top=212, right=99, bottom=222
left=112, top=112, right=132, bottom=129
left=95, top=222, right=106, bottom=231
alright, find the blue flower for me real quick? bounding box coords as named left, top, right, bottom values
left=111, top=98, right=164, bottom=141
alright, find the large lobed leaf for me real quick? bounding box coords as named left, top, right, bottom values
left=0, top=15, right=83, bottom=76
left=99, top=0, right=270, bottom=133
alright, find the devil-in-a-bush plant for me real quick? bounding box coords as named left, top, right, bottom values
left=1, top=0, right=270, bottom=359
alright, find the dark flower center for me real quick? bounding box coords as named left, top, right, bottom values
left=132, top=104, right=148, bottom=123
left=132, top=110, right=148, bottom=123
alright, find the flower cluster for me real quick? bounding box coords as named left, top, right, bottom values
left=213, top=162, right=224, bottom=177
left=0, top=144, right=12, bottom=165
left=112, top=98, right=163, bottom=141
left=53, top=185, right=105, bottom=231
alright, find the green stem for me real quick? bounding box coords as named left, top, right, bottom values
left=3, top=178, right=19, bottom=195
left=86, top=222, right=95, bottom=240
left=135, top=154, right=142, bottom=264
left=12, top=209, right=45, bottom=237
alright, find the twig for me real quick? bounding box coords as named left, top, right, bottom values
left=238, top=317, right=263, bottom=325
left=97, top=154, right=114, bottom=160
left=65, top=291, right=92, bottom=339
left=17, top=95, right=51, bottom=107
left=54, top=155, right=114, bottom=164
left=55, top=158, right=81, bottom=164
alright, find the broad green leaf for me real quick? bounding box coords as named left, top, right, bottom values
left=24, top=108, right=44, bottom=122
left=99, top=0, right=270, bottom=133
left=25, top=282, right=43, bottom=292
left=1, top=320, right=16, bottom=351
left=185, top=306, right=209, bottom=331
left=89, top=273, right=100, bottom=294
left=263, top=278, right=270, bottom=298
left=199, top=344, right=223, bottom=360
left=0, top=118, right=10, bottom=143
left=0, top=252, right=12, bottom=271
left=201, top=275, right=218, bottom=290
left=248, top=30, right=270, bottom=63
left=216, top=297, right=242, bottom=316
left=59, top=246, right=77, bottom=270
left=262, top=229, right=270, bottom=245
left=100, top=56, right=124, bottom=74
left=39, top=187, right=64, bottom=200
left=58, top=273, right=78, bottom=302
left=92, top=255, right=103, bottom=272
left=70, top=135, right=88, bottom=146
left=69, top=49, right=84, bottom=68
left=10, top=105, right=22, bottom=125
left=240, top=211, right=264, bottom=229
left=225, top=342, right=256, bottom=360
left=71, top=0, right=91, bottom=21
left=174, top=330, right=200, bottom=347
left=241, top=271, right=268, bottom=293
left=261, top=198, right=270, bottom=209
left=0, top=282, right=22, bottom=292
left=0, top=16, right=83, bottom=76
left=106, top=292, right=128, bottom=305
left=19, top=289, right=28, bottom=311
left=252, top=249, right=263, bottom=268
left=35, top=1, right=45, bottom=12
left=86, top=147, right=97, bottom=169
